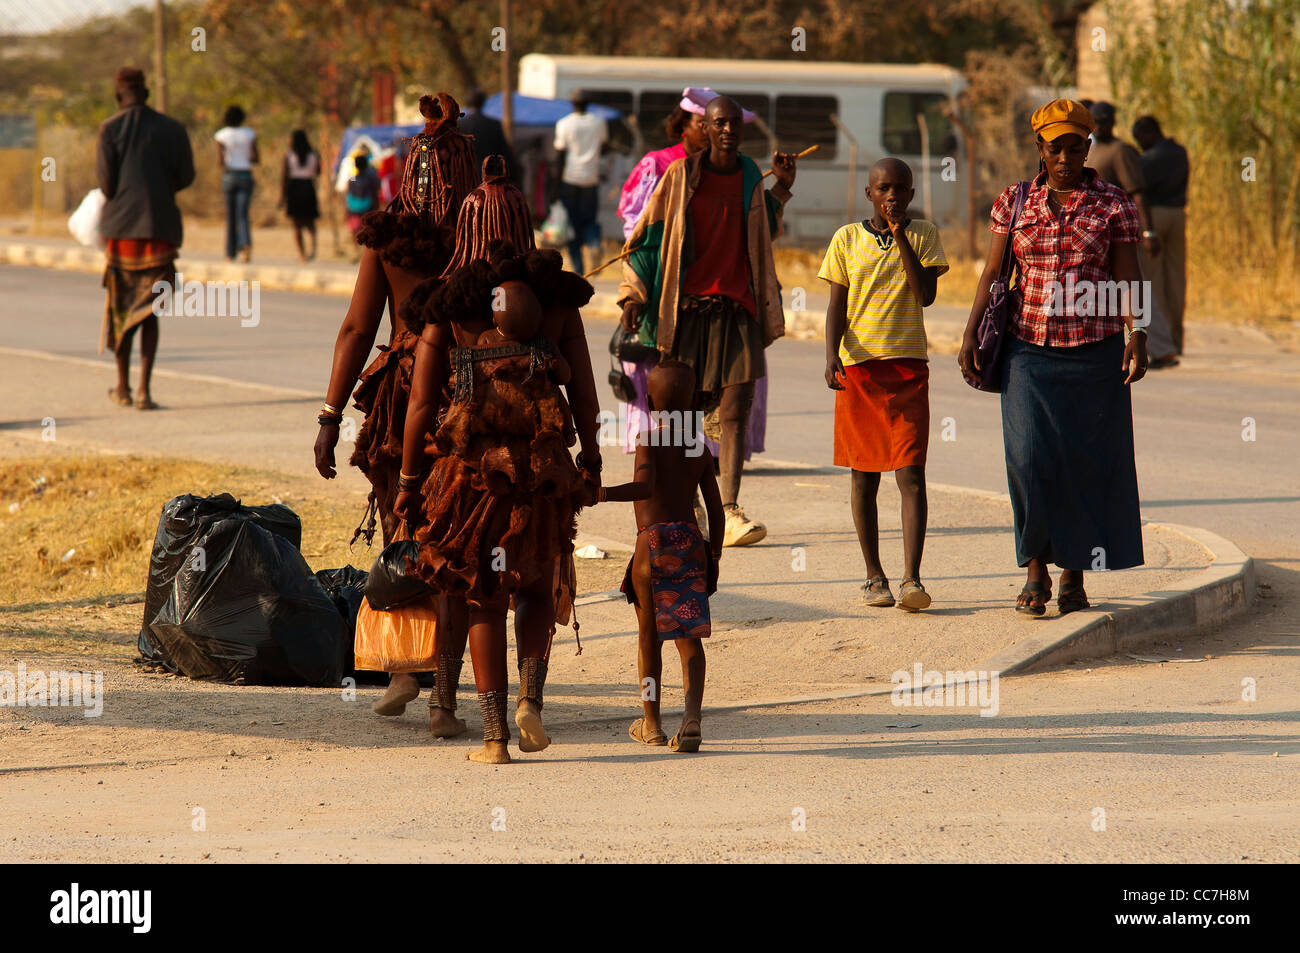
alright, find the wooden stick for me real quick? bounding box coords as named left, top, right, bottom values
left=761, top=143, right=820, bottom=178
left=582, top=145, right=820, bottom=278
left=583, top=248, right=636, bottom=279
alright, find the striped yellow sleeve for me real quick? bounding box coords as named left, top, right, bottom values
left=918, top=222, right=950, bottom=275
left=817, top=227, right=849, bottom=286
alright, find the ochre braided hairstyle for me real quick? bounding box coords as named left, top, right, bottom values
left=354, top=91, right=478, bottom=271
left=395, top=92, right=478, bottom=224
left=438, top=156, right=536, bottom=278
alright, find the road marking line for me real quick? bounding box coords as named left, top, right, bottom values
left=0, top=345, right=318, bottom=399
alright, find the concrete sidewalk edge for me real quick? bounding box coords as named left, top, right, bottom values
left=982, top=522, right=1256, bottom=676
left=3, top=239, right=359, bottom=298
left=2, top=238, right=811, bottom=325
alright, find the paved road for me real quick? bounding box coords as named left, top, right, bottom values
left=4, top=264, right=1299, bottom=864
left=4, top=265, right=1297, bottom=559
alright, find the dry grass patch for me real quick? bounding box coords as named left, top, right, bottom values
left=0, top=455, right=371, bottom=610
left=0, top=455, right=630, bottom=650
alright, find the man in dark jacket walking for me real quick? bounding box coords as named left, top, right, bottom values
left=96, top=66, right=195, bottom=409
left=457, top=88, right=519, bottom=187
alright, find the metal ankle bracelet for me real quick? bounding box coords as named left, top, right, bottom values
left=518, top=657, right=548, bottom=708
left=477, top=691, right=510, bottom=742
left=430, top=656, right=464, bottom=711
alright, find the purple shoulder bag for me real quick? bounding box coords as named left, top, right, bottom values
left=967, top=180, right=1028, bottom=393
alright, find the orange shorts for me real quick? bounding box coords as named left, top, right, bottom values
left=833, top=358, right=929, bottom=472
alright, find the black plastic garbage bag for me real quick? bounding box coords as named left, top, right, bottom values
left=364, top=539, right=434, bottom=611
left=142, top=494, right=344, bottom=685
left=140, top=493, right=301, bottom=667
left=315, top=566, right=368, bottom=630
left=315, top=566, right=384, bottom=684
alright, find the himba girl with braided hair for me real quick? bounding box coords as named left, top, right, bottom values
left=395, top=156, right=604, bottom=764
left=312, top=92, right=477, bottom=729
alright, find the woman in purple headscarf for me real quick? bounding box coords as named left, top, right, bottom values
left=614, top=88, right=770, bottom=466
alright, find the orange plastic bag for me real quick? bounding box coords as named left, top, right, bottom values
left=353, top=595, right=438, bottom=673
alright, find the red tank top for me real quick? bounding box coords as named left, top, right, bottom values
left=681, top=164, right=755, bottom=316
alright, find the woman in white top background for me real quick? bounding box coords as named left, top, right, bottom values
left=214, top=105, right=258, bottom=262
left=281, top=129, right=320, bottom=262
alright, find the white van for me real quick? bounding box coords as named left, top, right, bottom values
left=518, top=53, right=967, bottom=243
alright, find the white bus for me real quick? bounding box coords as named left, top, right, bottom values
left=518, top=54, right=967, bottom=243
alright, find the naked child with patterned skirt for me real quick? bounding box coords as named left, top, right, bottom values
left=599, top=361, right=724, bottom=753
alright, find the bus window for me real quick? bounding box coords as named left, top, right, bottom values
left=774, top=95, right=837, bottom=161
left=730, top=93, right=772, bottom=159
left=637, top=90, right=682, bottom=153
left=584, top=89, right=635, bottom=153
left=882, top=92, right=956, bottom=156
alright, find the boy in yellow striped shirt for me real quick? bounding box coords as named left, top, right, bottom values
left=819, top=157, right=948, bottom=611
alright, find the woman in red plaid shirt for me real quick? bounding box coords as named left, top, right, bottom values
left=959, top=99, right=1149, bottom=616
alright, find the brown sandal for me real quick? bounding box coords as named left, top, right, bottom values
left=136, top=396, right=159, bottom=410
left=668, top=722, right=702, bottom=753
left=862, top=576, right=895, bottom=608
left=108, top=387, right=132, bottom=407
left=629, top=717, right=667, bottom=746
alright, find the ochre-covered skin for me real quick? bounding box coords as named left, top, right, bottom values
left=389, top=177, right=596, bottom=765
left=313, top=91, right=478, bottom=545
left=399, top=248, right=600, bottom=606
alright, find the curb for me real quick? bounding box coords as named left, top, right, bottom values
left=1, top=240, right=358, bottom=297
left=0, top=242, right=905, bottom=331
left=980, top=522, right=1255, bottom=675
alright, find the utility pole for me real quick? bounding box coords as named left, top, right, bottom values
left=153, top=0, right=167, bottom=112
left=500, top=0, right=512, bottom=144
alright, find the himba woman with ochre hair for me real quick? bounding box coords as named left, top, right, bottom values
left=395, top=157, right=605, bottom=764
left=312, top=92, right=477, bottom=728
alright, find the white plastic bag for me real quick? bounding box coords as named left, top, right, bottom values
left=538, top=200, right=573, bottom=247
left=67, top=188, right=106, bottom=249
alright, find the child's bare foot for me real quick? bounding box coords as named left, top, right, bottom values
left=668, top=718, right=702, bottom=753
left=428, top=707, right=467, bottom=737
left=108, top=386, right=132, bottom=407
left=371, top=673, right=419, bottom=716
left=467, top=741, right=510, bottom=764
left=136, top=394, right=159, bottom=411
left=628, top=717, right=667, bottom=746
left=515, top=699, right=550, bottom=752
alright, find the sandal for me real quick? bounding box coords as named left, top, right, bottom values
left=1058, top=585, right=1091, bottom=615
left=108, top=387, right=132, bottom=407
left=897, top=578, right=932, bottom=612
left=628, top=717, right=667, bottom=746
left=136, top=396, right=159, bottom=411
left=861, top=575, right=895, bottom=608
left=1016, top=580, right=1051, bottom=616
left=668, top=724, right=701, bottom=753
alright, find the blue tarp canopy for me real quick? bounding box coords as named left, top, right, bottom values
left=483, top=93, right=622, bottom=126
left=334, top=96, right=623, bottom=173
left=334, top=123, right=422, bottom=174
